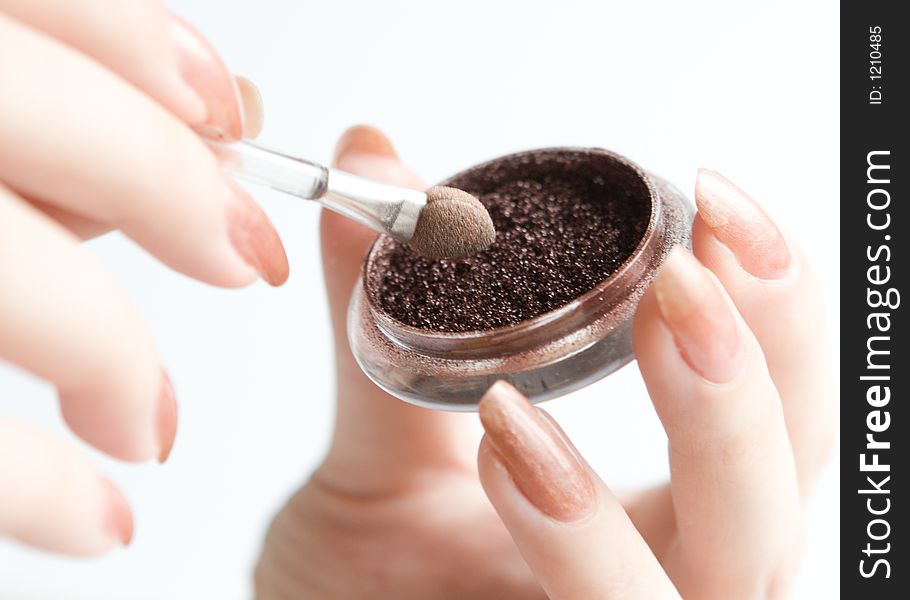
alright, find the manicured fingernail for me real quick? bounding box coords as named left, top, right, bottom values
left=235, top=76, right=264, bottom=139
left=170, top=15, right=243, bottom=141
left=156, top=370, right=177, bottom=463
left=100, top=478, right=133, bottom=546
left=653, top=248, right=746, bottom=383
left=479, top=381, right=595, bottom=522
left=225, top=180, right=289, bottom=286
left=332, top=124, right=398, bottom=166
left=695, top=168, right=791, bottom=280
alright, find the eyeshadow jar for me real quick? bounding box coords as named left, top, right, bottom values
left=347, top=148, right=693, bottom=410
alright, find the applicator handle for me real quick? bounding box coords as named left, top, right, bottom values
left=202, top=136, right=427, bottom=243
left=203, top=138, right=329, bottom=200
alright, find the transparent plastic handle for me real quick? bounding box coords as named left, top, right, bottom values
left=204, top=138, right=329, bottom=200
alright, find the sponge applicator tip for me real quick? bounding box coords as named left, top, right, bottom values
left=408, top=186, right=496, bottom=259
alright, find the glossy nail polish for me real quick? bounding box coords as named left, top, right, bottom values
left=235, top=76, right=264, bottom=139
left=225, top=180, right=289, bottom=286
left=652, top=248, right=746, bottom=383
left=479, top=381, right=595, bottom=522
left=332, top=125, right=398, bottom=165
left=157, top=370, right=177, bottom=463
left=100, top=478, right=134, bottom=546
left=170, top=15, right=244, bottom=141
left=695, top=168, right=791, bottom=280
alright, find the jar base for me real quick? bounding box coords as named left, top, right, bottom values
left=349, top=281, right=637, bottom=411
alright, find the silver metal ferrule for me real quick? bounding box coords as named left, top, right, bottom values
left=323, top=169, right=427, bottom=243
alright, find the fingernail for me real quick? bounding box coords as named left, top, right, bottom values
left=100, top=478, right=133, bottom=546
left=479, top=381, right=595, bottom=522
left=170, top=15, right=243, bottom=141
left=695, top=168, right=791, bottom=280
left=332, top=125, right=398, bottom=166
left=653, top=248, right=746, bottom=383
left=235, top=76, right=264, bottom=139
left=157, top=370, right=177, bottom=463
left=225, top=180, right=289, bottom=286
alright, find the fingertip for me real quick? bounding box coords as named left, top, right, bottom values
left=330, top=126, right=424, bottom=189
left=236, top=75, right=264, bottom=139
left=99, top=477, right=134, bottom=546
left=225, top=180, right=289, bottom=287
left=170, top=14, right=243, bottom=142
left=693, top=168, right=791, bottom=280
left=321, top=126, right=424, bottom=276
left=478, top=380, right=533, bottom=440
left=55, top=356, right=169, bottom=465
left=475, top=383, right=595, bottom=523
left=0, top=423, right=133, bottom=555
left=332, top=124, right=398, bottom=166
left=646, top=246, right=747, bottom=384
left=156, top=370, right=177, bottom=463
left=59, top=386, right=158, bottom=464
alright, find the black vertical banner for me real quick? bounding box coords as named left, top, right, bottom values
left=841, top=2, right=907, bottom=597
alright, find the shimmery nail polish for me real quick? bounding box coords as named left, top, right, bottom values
left=332, top=125, right=398, bottom=165
left=695, top=168, right=791, bottom=280
left=100, top=478, right=134, bottom=546
left=235, top=76, right=264, bottom=139
left=479, top=381, right=595, bottom=522
left=157, top=371, right=177, bottom=463
left=652, top=248, right=746, bottom=383
left=170, top=15, right=244, bottom=141
left=225, top=180, right=289, bottom=286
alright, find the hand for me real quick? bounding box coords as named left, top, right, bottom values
left=475, top=167, right=836, bottom=598
left=255, top=125, right=541, bottom=599
left=254, top=127, right=834, bottom=599
left=0, top=1, right=287, bottom=555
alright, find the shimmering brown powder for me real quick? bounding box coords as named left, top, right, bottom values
left=368, top=151, right=651, bottom=332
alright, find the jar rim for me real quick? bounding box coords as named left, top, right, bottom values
left=362, top=147, right=661, bottom=354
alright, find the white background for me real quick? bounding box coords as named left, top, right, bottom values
left=0, top=0, right=839, bottom=598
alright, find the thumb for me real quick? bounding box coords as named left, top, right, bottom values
left=477, top=382, right=679, bottom=600
left=317, top=126, right=474, bottom=493
left=320, top=125, right=423, bottom=350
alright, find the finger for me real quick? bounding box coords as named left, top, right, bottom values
left=30, top=197, right=111, bottom=240
left=692, top=168, right=835, bottom=493
left=26, top=72, right=262, bottom=241
left=0, top=186, right=176, bottom=462
left=0, top=16, right=287, bottom=287
left=0, top=0, right=251, bottom=140
left=236, top=76, right=264, bottom=139
left=632, top=249, right=803, bottom=597
left=317, top=125, right=473, bottom=494
left=169, top=14, right=248, bottom=141
left=0, top=421, right=132, bottom=555
left=477, top=382, right=680, bottom=600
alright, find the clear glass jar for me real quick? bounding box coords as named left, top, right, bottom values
left=347, top=147, right=693, bottom=410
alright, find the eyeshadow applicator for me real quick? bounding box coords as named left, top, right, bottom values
left=203, top=136, right=496, bottom=259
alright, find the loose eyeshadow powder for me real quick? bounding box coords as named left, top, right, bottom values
left=367, top=150, right=652, bottom=332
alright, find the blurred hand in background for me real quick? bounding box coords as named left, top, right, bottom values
left=0, top=0, right=286, bottom=555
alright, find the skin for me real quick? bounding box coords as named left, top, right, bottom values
left=254, top=127, right=835, bottom=599
left=0, top=2, right=835, bottom=593
left=0, top=0, right=286, bottom=554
